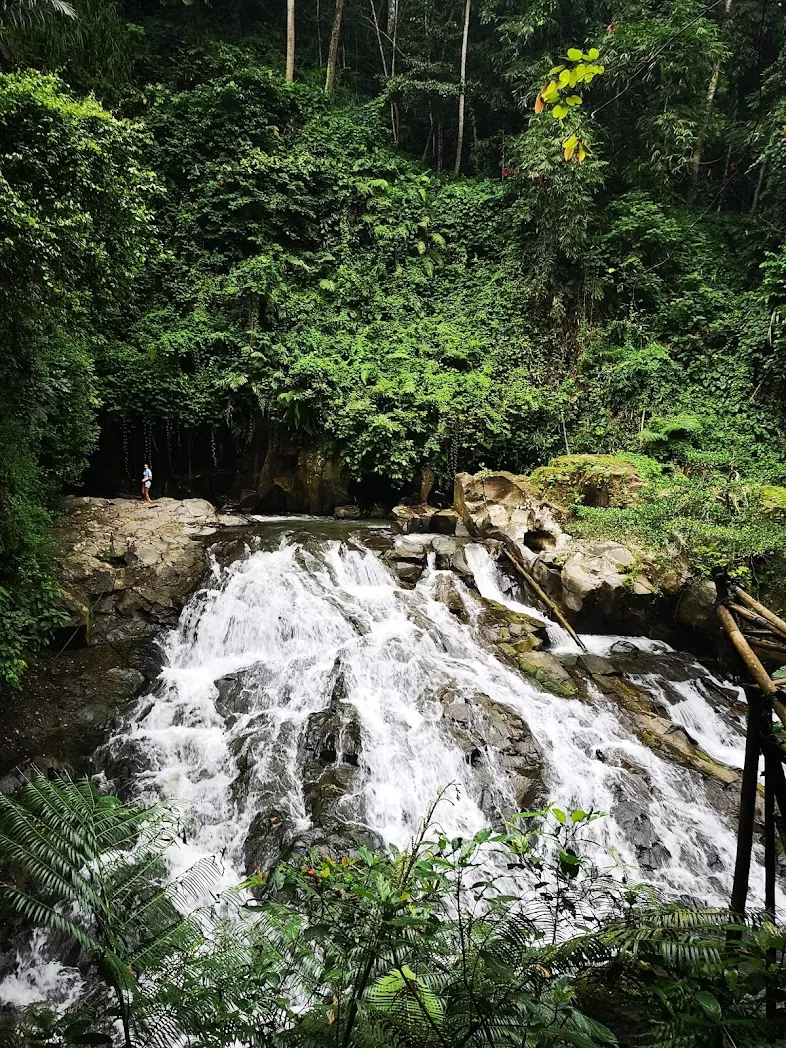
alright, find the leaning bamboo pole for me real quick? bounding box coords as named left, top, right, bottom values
left=718, top=605, right=786, bottom=733
left=503, top=547, right=588, bottom=652
left=749, top=637, right=786, bottom=660
left=717, top=605, right=778, bottom=696
left=731, top=586, right=786, bottom=641
left=729, top=602, right=777, bottom=631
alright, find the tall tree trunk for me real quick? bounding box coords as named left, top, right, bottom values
left=751, top=156, right=767, bottom=213
left=370, top=0, right=388, bottom=77
left=687, top=0, right=732, bottom=202
left=325, top=0, right=345, bottom=97
left=285, top=0, right=295, bottom=82
left=454, top=0, right=471, bottom=174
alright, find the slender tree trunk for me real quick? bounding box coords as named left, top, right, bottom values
left=285, top=0, right=295, bottom=82
left=454, top=0, right=471, bottom=174
left=389, top=0, right=399, bottom=143
left=325, top=0, right=345, bottom=97
left=370, top=0, right=388, bottom=77
left=751, top=156, right=767, bottom=213
left=316, top=0, right=323, bottom=67
left=687, top=0, right=732, bottom=202
left=717, top=97, right=737, bottom=211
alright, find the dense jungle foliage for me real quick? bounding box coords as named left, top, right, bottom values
left=2, top=775, right=785, bottom=1048
left=2, top=0, right=786, bottom=679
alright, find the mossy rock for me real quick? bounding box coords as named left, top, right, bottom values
left=760, top=485, right=786, bottom=522
left=516, top=651, right=577, bottom=697
left=529, top=454, right=655, bottom=510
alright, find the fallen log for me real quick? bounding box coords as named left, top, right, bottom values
left=502, top=547, right=587, bottom=652
left=730, top=586, right=786, bottom=642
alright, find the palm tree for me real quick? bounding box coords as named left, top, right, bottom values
left=0, top=0, right=75, bottom=27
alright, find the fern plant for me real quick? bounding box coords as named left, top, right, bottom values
left=0, top=774, right=220, bottom=1048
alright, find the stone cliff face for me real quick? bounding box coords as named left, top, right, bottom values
left=0, top=498, right=249, bottom=784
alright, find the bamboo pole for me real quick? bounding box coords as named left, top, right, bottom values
left=729, top=686, right=763, bottom=918
left=731, top=586, right=786, bottom=642
left=750, top=637, right=786, bottom=661
left=503, top=548, right=587, bottom=652
left=764, top=735, right=777, bottom=1020
left=717, top=605, right=777, bottom=695
left=729, top=602, right=777, bottom=630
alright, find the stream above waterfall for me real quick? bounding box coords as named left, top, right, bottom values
left=1, top=517, right=778, bottom=1011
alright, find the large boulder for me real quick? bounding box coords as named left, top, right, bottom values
left=529, top=454, right=646, bottom=509
left=453, top=472, right=564, bottom=555
left=56, top=497, right=247, bottom=646
left=532, top=540, right=667, bottom=632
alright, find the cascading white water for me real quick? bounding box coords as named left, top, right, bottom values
left=99, top=531, right=770, bottom=909
left=3, top=526, right=779, bottom=1009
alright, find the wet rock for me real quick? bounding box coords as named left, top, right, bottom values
left=439, top=690, right=544, bottom=815
left=334, top=504, right=362, bottom=519
left=0, top=756, right=73, bottom=795
left=515, top=650, right=577, bottom=697
left=104, top=667, right=147, bottom=699
left=676, top=578, right=718, bottom=632
left=576, top=654, right=617, bottom=678
left=391, top=504, right=437, bottom=534
left=476, top=598, right=548, bottom=660
left=431, top=574, right=470, bottom=621
left=394, top=561, right=424, bottom=586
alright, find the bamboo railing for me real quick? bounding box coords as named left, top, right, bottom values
left=716, top=584, right=786, bottom=1018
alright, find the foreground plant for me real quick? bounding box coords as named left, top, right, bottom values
left=2, top=777, right=784, bottom=1047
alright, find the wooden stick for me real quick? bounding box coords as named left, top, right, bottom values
left=503, top=548, right=587, bottom=652
left=764, top=732, right=777, bottom=1021
left=731, top=586, right=786, bottom=642
left=730, top=602, right=773, bottom=629
left=730, top=687, right=764, bottom=918
left=750, top=637, right=786, bottom=660
left=717, top=606, right=778, bottom=695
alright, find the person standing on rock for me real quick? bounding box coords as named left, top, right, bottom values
left=142, top=463, right=153, bottom=504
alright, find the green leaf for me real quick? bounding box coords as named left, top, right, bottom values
left=695, top=990, right=722, bottom=1023
left=552, top=104, right=568, bottom=120
left=773, top=666, right=786, bottom=679
left=567, top=47, right=583, bottom=61
left=552, top=807, right=567, bottom=824
left=586, top=47, right=600, bottom=60
left=571, top=809, right=588, bottom=823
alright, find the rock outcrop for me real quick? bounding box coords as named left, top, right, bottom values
left=530, top=454, right=645, bottom=509
left=452, top=468, right=702, bottom=636
left=453, top=472, right=565, bottom=553
left=57, top=496, right=247, bottom=645
left=1, top=497, right=248, bottom=780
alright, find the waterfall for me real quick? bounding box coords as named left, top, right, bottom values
left=100, top=532, right=766, bottom=907
left=3, top=526, right=776, bottom=1009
